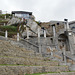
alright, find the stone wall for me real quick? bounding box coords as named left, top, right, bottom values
left=0, top=57, right=59, bottom=66
left=0, top=66, right=69, bottom=75
left=41, top=72, right=75, bottom=75
left=20, top=39, right=39, bottom=52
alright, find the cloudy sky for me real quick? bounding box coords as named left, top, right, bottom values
left=0, top=0, right=75, bottom=22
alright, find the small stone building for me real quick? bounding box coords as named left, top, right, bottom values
left=12, top=11, right=33, bottom=19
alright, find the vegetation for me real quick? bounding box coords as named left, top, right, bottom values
left=0, top=14, right=12, bottom=19
left=0, top=26, right=17, bottom=37
left=25, top=72, right=60, bottom=75
left=0, top=20, right=8, bottom=23
left=0, top=26, right=17, bottom=32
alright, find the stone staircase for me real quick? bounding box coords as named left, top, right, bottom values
left=0, top=39, right=75, bottom=75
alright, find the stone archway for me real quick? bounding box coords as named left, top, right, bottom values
left=58, top=34, right=69, bottom=51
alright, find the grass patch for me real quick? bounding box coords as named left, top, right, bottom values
left=0, top=26, right=17, bottom=32
left=25, top=72, right=60, bottom=75
left=0, top=20, right=8, bottom=23
left=0, top=14, right=5, bottom=19
left=0, top=64, right=32, bottom=66
left=0, top=14, right=12, bottom=19
left=0, top=26, right=17, bottom=37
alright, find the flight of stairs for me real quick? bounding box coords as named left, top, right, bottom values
left=0, top=39, right=75, bottom=75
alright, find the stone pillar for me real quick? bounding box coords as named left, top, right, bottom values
left=51, top=48, right=53, bottom=56
left=64, top=21, right=67, bottom=31
left=64, top=19, right=70, bottom=30
left=38, top=28, right=40, bottom=38
left=38, top=27, right=41, bottom=53
left=5, top=30, right=8, bottom=39
left=53, top=26, right=56, bottom=37
left=63, top=48, right=67, bottom=64
left=4, top=23, right=5, bottom=26
left=73, top=34, right=75, bottom=44
left=5, top=15, right=6, bottom=19
left=44, top=29, right=46, bottom=38
left=22, top=18, right=24, bottom=22
left=13, top=14, right=15, bottom=18
left=38, top=38, right=41, bottom=53
left=68, top=31, right=75, bottom=54
left=52, top=25, right=56, bottom=44
left=26, top=27, right=29, bottom=39
left=17, top=33, right=19, bottom=41
left=67, top=20, right=70, bottom=30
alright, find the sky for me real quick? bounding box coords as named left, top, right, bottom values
left=0, top=0, right=75, bottom=22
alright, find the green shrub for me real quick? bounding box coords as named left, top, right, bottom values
left=0, top=14, right=5, bottom=19
left=0, top=26, right=17, bottom=32
left=0, top=32, right=5, bottom=36
left=0, top=14, right=12, bottom=19
left=0, top=20, right=8, bottom=23
left=0, top=26, right=17, bottom=37
left=8, top=32, right=17, bottom=38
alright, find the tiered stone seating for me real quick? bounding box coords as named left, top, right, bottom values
left=0, top=40, right=74, bottom=75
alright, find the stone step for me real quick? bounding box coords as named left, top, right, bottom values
left=0, top=65, right=69, bottom=75
left=0, top=57, right=59, bottom=66
left=69, top=65, right=75, bottom=71
left=41, top=72, right=75, bottom=75
left=53, top=54, right=62, bottom=59
left=0, top=40, right=43, bottom=58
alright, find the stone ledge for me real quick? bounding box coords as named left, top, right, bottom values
left=0, top=57, right=59, bottom=66
left=41, top=72, right=75, bottom=75
left=0, top=66, right=69, bottom=75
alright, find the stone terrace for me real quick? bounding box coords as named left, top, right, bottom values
left=0, top=39, right=74, bottom=75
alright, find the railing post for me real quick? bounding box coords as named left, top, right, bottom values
left=5, top=30, right=8, bottom=39
left=5, top=15, right=6, bottom=19
left=21, top=18, right=24, bottom=22
left=63, top=49, right=67, bottom=65
left=44, top=29, right=46, bottom=38
left=4, top=23, right=5, bottom=26
left=73, top=34, right=75, bottom=44
left=64, top=19, right=70, bottom=30
left=26, top=27, right=29, bottom=39
left=17, top=33, right=19, bottom=41
left=38, top=28, right=40, bottom=38
left=13, top=14, right=15, bottom=18
left=38, top=27, right=41, bottom=53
